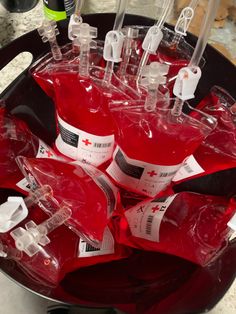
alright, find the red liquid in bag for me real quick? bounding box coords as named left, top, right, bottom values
left=17, top=157, right=119, bottom=244
left=0, top=107, right=58, bottom=193
left=51, top=66, right=139, bottom=166
left=30, top=42, right=105, bottom=99
left=0, top=201, right=127, bottom=286
left=0, top=203, right=79, bottom=286
left=116, top=192, right=235, bottom=266
left=173, top=87, right=236, bottom=184
left=107, top=103, right=214, bottom=197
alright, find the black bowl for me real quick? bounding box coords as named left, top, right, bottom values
left=0, top=14, right=235, bottom=313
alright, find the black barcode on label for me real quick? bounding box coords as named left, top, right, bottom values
left=159, top=170, right=177, bottom=177
left=59, top=123, right=79, bottom=148
left=84, top=242, right=100, bottom=252
left=94, top=142, right=112, bottom=148
left=146, top=215, right=154, bottom=235
left=184, top=164, right=194, bottom=174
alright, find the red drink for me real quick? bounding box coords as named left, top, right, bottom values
left=0, top=108, right=58, bottom=193
left=51, top=66, right=139, bottom=166
left=117, top=192, right=235, bottom=265
left=173, top=87, right=236, bottom=184
left=107, top=103, right=214, bottom=197
left=17, top=157, right=119, bottom=244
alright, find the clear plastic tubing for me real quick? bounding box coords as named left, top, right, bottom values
left=74, top=0, right=85, bottom=17
left=113, top=0, right=128, bottom=31
left=189, top=0, right=221, bottom=67
left=172, top=0, right=221, bottom=117
left=103, top=0, right=128, bottom=84
left=136, top=0, right=173, bottom=83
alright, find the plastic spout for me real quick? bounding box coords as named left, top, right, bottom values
left=136, top=0, right=173, bottom=83
left=72, top=23, right=97, bottom=77
left=141, top=62, right=169, bottom=112
left=38, top=20, right=62, bottom=61
left=10, top=206, right=72, bottom=257
left=103, top=30, right=125, bottom=85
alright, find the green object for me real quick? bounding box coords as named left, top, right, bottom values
left=43, top=0, right=75, bottom=21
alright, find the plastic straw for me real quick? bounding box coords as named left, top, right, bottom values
left=75, top=23, right=97, bottom=77
left=189, top=0, right=220, bottom=67
left=136, top=0, right=173, bottom=84
left=172, top=0, right=221, bottom=116
left=113, top=0, right=128, bottom=32
left=141, top=62, right=169, bottom=112
left=103, top=0, right=128, bottom=85
left=74, top=0, right=85, bottom=18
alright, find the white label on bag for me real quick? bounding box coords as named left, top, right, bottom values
left=172, top=155, right=205, bottom=182
left=78, top=228, right=115, bottom=258
left=16, top=178, right=31, bottom=192
left=125, top=195, right=177, bottom=242
left=36, top=139, right=58, bottom=159
left=106, top=146, right=182, bottom=197
left=16, top=139, right=58, bottom=192
left=56, top=115, right=115, bottom=166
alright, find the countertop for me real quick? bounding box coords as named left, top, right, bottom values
left=0, top=1, right=235, bottom=313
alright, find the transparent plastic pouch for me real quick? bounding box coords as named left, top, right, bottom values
left=106, top=99, right=216, bottom=197
left=16, top=157, right=119, bottom=247
left=49, top=64, right=140, bottom=166
left=30, top=41, right=105, bottom=99
left=114, top=192, right=236, bottom=266
left=0, top=105, right=60, bottom=193
left=173, top=86, right=236, bottom=184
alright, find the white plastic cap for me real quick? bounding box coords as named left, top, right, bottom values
left=103, top=30, right=125, bottom=62
left=10, top=220, right=50, bottom=257
left=228, top=213, right=236, bottom=231
left=141, top=62, right=169, bottom=87
left=72, top=22, right=97, bottom=48
left=175, top=7, right=194, bottom=36
left=68, top=13, right=83, bottom=40
left=38, top=20, right=59, bottom=43
left=173, top=66, right=202, bottom=101
left=142, top=25, right=163, bottom=54
left=0, top=197, right=28, bottom=233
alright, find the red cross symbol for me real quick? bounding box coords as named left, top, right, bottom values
left=147, top=170, right=157, bottom=177
left=46, top=150, right=53, bottom=158
left=152, top=205, right=160, bottom=213
left=82, top=139, right=92, bottom=146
